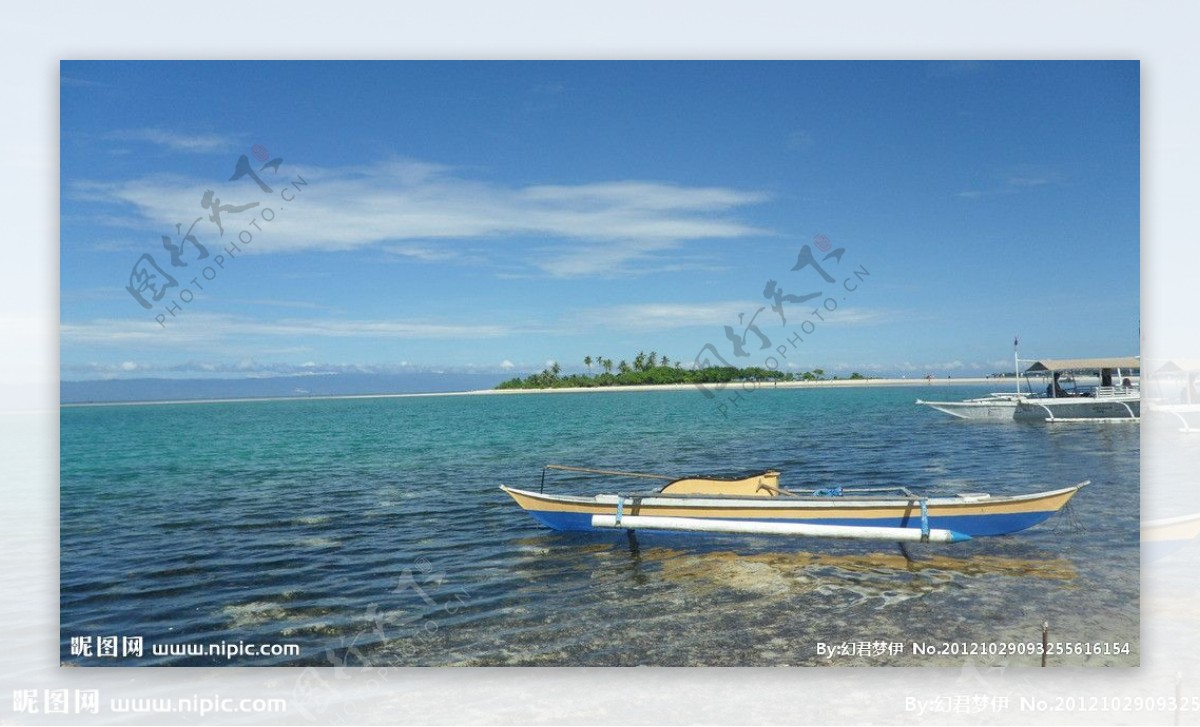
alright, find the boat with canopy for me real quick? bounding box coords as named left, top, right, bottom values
left=1145, top=360, right=1200, bottom=432
left=1014, top=357, right=1140, bottom=422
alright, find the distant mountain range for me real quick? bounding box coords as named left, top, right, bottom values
left=60, top=372, right=512, bottom=404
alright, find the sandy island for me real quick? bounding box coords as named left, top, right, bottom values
left=471, top=376, right=1004, bottom=396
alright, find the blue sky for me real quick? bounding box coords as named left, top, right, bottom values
left=60, top=61, right=1140, bottom=380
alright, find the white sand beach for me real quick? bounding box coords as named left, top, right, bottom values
left=469, top=376, right=1004, bottom=396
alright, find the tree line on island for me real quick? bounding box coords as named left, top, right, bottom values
left=496, top=351, right=867, bottom=390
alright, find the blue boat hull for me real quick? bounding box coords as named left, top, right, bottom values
left=523, top=508, right=1056, bottom=538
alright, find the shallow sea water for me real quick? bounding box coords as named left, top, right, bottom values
left=60, top=384, right=1139, bottom=666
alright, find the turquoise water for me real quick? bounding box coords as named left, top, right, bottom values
left=60, top=385, right=1139, bottom=666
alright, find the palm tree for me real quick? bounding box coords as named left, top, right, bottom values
left=550, top=361, right=561, bottom=378
left=618, top=360, right=630, bottom=375
left=584, top=355, right=593, bottom=373
left=602, top=358, right=613, bottom=374
left=648, top=351, right=658, bottom=368
left=660, top=356, right=670, bottom=369
left=634, top=351, right=646, bottom=372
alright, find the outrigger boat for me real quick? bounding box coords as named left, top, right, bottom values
left=918, top=353, right=1141, bottom=423
left=501, top=465, right=1088, bottom=544
left=1014, top=357, right=1140, bottom=422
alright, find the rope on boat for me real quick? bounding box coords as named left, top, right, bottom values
left=757, top=484, right=801, bottom=497
left=758, top=483, right=925, bottom=498
left=543, top=464, right=675, bottom=481
left=919, top=497, right=930, bottom=542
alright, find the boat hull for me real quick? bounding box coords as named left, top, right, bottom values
left=500, top=483, right=1086, bottom=537
left=1014, top=395, right=1140, bottom=422
left=917, top=398, right=1017, bottom=420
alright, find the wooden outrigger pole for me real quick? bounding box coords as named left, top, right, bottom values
left=591, top=514, right=972, bottom=543
left=540, top=463, right=675, bottom=492
left=543, top=464, right=674, bottom=480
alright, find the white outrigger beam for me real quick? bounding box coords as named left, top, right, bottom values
left=590, top=514, right=972, bottom=543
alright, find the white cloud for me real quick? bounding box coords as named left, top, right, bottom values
left=859, top=360, right=990, bottom=373
left=61, top=359, right=526, bottom=380
left=383, top=244, right=461, bottom=262
left=1006, top=176, right=1053, bottom=187
left=69, top=158, right=771, bottom=277
left=575, top=301, right=762, bottom=331
left=222, top=298, right=330, bottom=311
left=500, top=359, right=515, bottom=369
left=61, top=313, right=516, bottom=348
left=105, top=128, right=236, bottom=153
left=571, top=302, right=895, bottom=332
left=955, top=166, right=1064, bottom=200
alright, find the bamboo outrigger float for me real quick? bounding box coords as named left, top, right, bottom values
left=501, top=466, right=1088, bottom=543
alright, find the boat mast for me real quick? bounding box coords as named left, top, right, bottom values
left=1013, top=336, right=1020, bottom=395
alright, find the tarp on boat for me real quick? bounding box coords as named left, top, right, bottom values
left=660, top=471, right=781, bottom=496
left=1024, top=357, right=1140, bottom=373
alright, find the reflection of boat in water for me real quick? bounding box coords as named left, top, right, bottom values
left=1146, top=360, right=1200, bottom=432
left=651, top=548, right=1080, bottom=596
left=501, top=465, right=1088, bottom=542
left=1014, top=357, right=1140, bottom=422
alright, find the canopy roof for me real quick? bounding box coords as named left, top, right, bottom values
left=1024, top=357, right=1140, bottom=373
left=1154, top=360, right=1200, bottom=373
